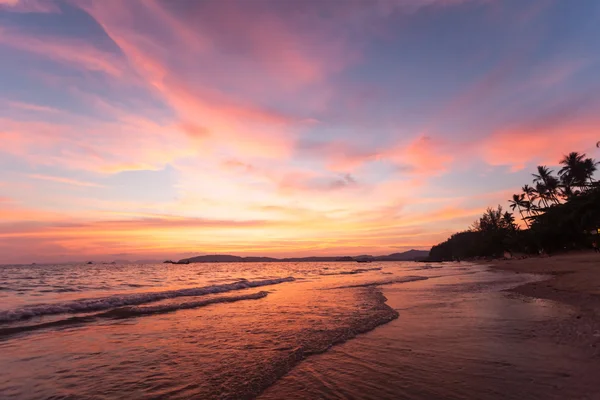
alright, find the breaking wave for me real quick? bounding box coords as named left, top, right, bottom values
left=329, top=275, right=429, bottom=289
left=0, top=277, right=294, bottom=323
left=0, top=291, right=269, bottom=338
left=411, top=264, right=443, bottom=270
left=320, top=267, right=382, bottom=276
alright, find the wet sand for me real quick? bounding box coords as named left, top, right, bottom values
left=492, top=251, right=600, bottom=355
left=261, top=262, right=600, bottom=399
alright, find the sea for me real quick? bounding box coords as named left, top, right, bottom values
left=0, top=261, right=597, bottom=399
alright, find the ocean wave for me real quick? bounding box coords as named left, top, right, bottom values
left=100, top=291, right=268, bottom=319
left=320, top=267, right=382, bottom=276
left=0, top=277, right=294, bottom=323
left=328, top=275, right=429, bottom=289
left=39, top=288, right=81, bottom=293
left=0, top=291, right=269, bottom=338
left=411, top=264, right=443, bottom=270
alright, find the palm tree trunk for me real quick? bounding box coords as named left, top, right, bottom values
left=518, top=207, right=530, bottom=228
left=524, top=194, right=538, bottom=216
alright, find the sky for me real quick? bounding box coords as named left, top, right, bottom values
left=1, top=0, right=600, bottom=263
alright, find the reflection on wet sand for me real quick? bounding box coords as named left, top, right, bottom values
left=261, top=269, right=600, bottom=400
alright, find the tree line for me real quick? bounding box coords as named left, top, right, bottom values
left=429, top=152, right=599, bottom=261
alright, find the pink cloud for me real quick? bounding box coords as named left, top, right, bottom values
left=0, top=0, right=60, bottom=13
left=72, top=0, right=385, bottom=160
left=2, top=100, right=61, bottom=113
left=26, top=173, right=105, bottom=188
left=0, top=27, right=127, bottom=77
left=0, top=115, right=196, bottom=174
left=480, top=121, right=600, bottom=169
left=478, top=92, right=600, bottom=169
left=296, top=140, right=382, bottom=172
left=296, top=134, right=455, bottom=176
left=386, top=135, right=454, bottom=175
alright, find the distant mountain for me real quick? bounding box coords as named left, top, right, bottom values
left=178, top=249, right=429, bottom=264
left=374, top=249, right=430, bottom=261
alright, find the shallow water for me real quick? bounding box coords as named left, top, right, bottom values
left=261, top=269, right=600, bottom=400
left=1, top=261, right=594, bottom=399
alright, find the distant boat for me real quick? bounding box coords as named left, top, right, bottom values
left=86, top=261, right=93, bottom=265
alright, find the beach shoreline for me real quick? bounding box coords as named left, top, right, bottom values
left=490, top=251, right=600, bottom=355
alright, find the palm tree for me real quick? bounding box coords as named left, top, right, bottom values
left=522, top=199, right=535, bottom=219
left=534, top=182, right=550, bottom=209
left=559, top=174, right=576, bottom=200
left=533, top=166, right=560, bottom=204
left=545, top=175, right=561, bottom=204
left=521, top=184, right=538, bottom=215
left=583, top=158, right=598, bottom=186
left=509, top=193, right=530, bottom=228
left=502, top=211, right=517, bottom=232
left=532, top=165, right=554, bottom=185
left=559, top=152, right=587, bottom=190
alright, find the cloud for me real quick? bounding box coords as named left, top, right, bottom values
left=0, top=27, right=126, bottom=77
left=278, top=172, right=359, bottom=193
left=2, top=100, right=62, bottom=113
left=26, top=173, right=105, bottom=188
left=0, top=0, right=60, bottom=13
left=0, top=113, right=196, bottom=174
left=479, top=94, right=600, bottom=169
left=386, top=135, right=455, bottom=176
left=295, top=139, right=382, bottom=172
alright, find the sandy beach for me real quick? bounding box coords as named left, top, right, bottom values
left=492, top=251, right=600, bottom=355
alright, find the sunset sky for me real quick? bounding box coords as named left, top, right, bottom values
left=1, top=0, right=599, bottom=263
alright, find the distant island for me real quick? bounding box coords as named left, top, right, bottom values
left=169, top=249, right=429, bottom=264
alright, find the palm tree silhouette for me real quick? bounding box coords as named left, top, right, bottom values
left=534, top=182, right=551, bottom=208
left=559, top=174, right=576, bottom=200
left=559, top=152, right=587, bottom=191
left=532, top=165, right=553, bottom=185
left=583, top=158, right=598, bottom=186
left=521, top=184, right=538, bottom=215
left=509, top=193, right=530, bottom=228
left=533, top=166, right=560, bottom=204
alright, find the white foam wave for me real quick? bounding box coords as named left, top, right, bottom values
left=329, top=275, right=429, bottom=289
left=320, top=267, right=382, bottom=276
left=100, top=291, right=269, bottom=318
left=0, top=277, right=294, bottom=323
left=0, top=291, right=270, bottom=337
